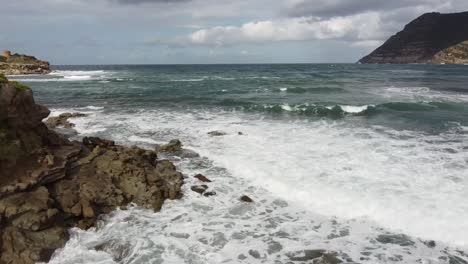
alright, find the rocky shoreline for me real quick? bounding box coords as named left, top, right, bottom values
left=360, top=11, right=468, bottom=64
left=0, top=75, right=184, bottom=264
left=0, top=51, right=51, bottom=75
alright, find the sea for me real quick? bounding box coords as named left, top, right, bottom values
left=9, top=64, right=468, bottom=264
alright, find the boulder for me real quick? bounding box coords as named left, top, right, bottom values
left=156, top=139, right=182, bottom=152
left=45, top=112, right=87, bottom=129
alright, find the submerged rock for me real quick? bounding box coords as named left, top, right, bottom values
left=156, top=139, right=183, bottom=152
left=0, top=76, right=185, bottom=264
left=203, top=191, right=216, bottom=197
left=191, top=185, right=208, bottom=194
left=45, top=112, right=87, bottom=129
left=208, top=130, right=227, bottom=136
left=287, top=249, right=343, bottom=263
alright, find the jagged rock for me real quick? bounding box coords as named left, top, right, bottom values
left=208, top=130, right=227, bottom=136
left=45, top=112, right=87, bottom=129
left=240, top=195, right=254, bottom=203
left=0, top=76, right=185, bottom=264
left=191, top=185, right=208, bottom=194
left=194, top=173, right=212, bottom=182
left=0, top=51, right=50, bottom=75
left=156, top=139, right=182, bottom=152
left=286, top=250, right=343, bottom=263
left=360, top=11, right=468, bottom=64
left=203, top=191, right=216, bottom=197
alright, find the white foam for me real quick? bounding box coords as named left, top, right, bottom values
left=380, top=86, right=468, bottom=102
left=279, top=87, right=288, bottom=92
left=128, top=135, right=158, bottom=144
left=48, top=108, right=468, bottom=263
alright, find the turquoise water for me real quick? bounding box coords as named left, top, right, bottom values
left=11, top=64, right=468, bottom=263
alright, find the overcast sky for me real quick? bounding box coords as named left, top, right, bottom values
left=1, top=0, right=467, bottom=64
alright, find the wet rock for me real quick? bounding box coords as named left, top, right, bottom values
left=424, top=240, right=436, bottom=248
left=376, top=234, right=415, bottom=247
left=240, top=195, right=254, bottom=203
left=45, top=112, right=87, bottom=129
left=203, top=191, right=216, bottom=197
left=191, top=185, right=208, bottom=194
left=286, top=250, right=342, bottom=263
left=208, top=130, right=227, bottom=136
left=0, top=78, right=185, bottom=264
left=156, top=139, right=182, bottom=152
left=238, top=254, right=248, bottom=260
left=238, top=131, right=244, bottom=135
left=94, top=240, right=131, bottom=262
left=194, top=173, right=212, bottom=182
left=249, top=249, right=261, bottom=259
left=82, top=136, right=115, bottom=148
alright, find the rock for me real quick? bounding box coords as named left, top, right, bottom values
left=208, top=131, right=227, bottom=136
left=0, top=77, right=185, bottom=264
left=82, top=136, right=115, bottom=148
left=194, top=173, right=212, bottom=182
left=156, top=139, right=182, bottom=152
left=360, top=11, right=468, bottom=64
left=238, top=131, right=244, bottom=135
left=375, top=234, right=415, bottom=247
left=424, top=240, right=436, bottom=248
left=45, top=112, right=87, bottom=129
left=191, top=185, right=208, bottom=194
left=0, top=51, right=51, bottom=75
left=240, top=195, right=254, bottom=203
left=248, top=249, right=261, bottom=259
left=286, top=250, right=343, bottom=264
left=203, top=191, right=216, bottom=197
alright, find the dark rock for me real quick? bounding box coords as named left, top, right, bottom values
left=240, top=195, right=254, bottom=203
left=424, top=240, right=436, bottom=248
left=360, top=11, right=468, bottom=64
left=156, top=139, right=182, bottom=152
left=191, top=185, right=208, bottom=194
left=0, top=77, right=185, bottom=264
left=45, top=112, right=87, bottom=129
left=194, top=173, right=212, bottom=182
left=238, top=131, right=244, bottom=135
left=248, top=249, right=261, bottom=259
left=208, top=131, right=227, bottom=136
left=375, top=234, right=415, bottom=247
left=286, top=250, right=343, bottom=264
left=203, top=191, right=216, bottom=197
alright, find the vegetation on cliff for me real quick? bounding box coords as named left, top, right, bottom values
left=360, top=11, right=468, bottom=64
left=0, top=77, right=184, bottom=264
left=0, top=51, right=51, bottom=75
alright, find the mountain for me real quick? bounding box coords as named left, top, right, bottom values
left=359, top=11, right=468, bottom=64
left=0, top=50, right=50, bottom=75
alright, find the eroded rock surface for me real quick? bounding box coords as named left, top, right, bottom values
left=0, top=51, right=50, bottom=75
left=360, top=11, right=468, bottom=64
left=0, top=76, right=184, bottom=264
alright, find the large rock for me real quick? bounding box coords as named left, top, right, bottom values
left=360, top=11, right=468, bottom=64
left=0, top=52, right=50, bottom=75
left=0, top=76, right=184, bottom=264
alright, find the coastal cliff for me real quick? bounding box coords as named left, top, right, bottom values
left=0, top=51, right=51, bottom=75
left=360, top=11, right=468, bottom=64
left=0, top=74, right=184, bottom=264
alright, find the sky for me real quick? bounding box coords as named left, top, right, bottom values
left=1, top=0, right=468, bottom=64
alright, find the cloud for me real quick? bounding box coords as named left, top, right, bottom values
left=112, top=0, right=190, bottom=4
left=189, top=13, right=389, bottom=46
left=284, top=0, right=447, bottom=17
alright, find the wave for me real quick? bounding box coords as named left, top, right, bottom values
left=275, top=87, right=346, bottom=94
left=242, top=101, right=468, bottom=119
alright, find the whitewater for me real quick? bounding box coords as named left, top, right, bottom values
left=10, top=64, right=468, bottom=263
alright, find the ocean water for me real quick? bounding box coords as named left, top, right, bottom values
left=10, top=64, right=468, bottom=263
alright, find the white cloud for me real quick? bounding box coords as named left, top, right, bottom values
left=189, top=12, right=389, bottom=45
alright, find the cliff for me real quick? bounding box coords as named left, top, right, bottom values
left=359, top=11, right=468, bottom=64
left=0, top=51, right=51, bottom=75
left=0, top=74, right=184, bottom=264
